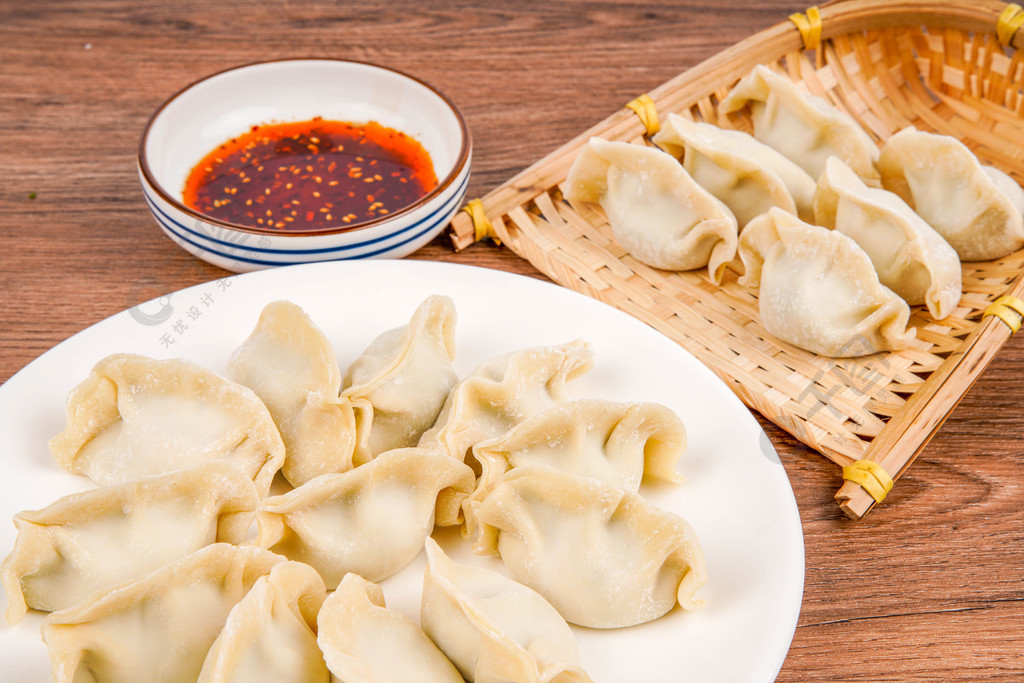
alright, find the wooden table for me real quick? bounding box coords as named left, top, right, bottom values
left=3, top=1, right=1023, bottom=679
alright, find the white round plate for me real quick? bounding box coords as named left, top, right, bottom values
left=0, top=260, right=803, bottom=682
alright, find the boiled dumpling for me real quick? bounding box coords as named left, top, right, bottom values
left=41, top=543, right=284, bottom=683
left=342, top=295, right=458, bottom=464
left=1, top=461, right=258, bottom=624
left=49, top=353, right=285, bottom=495
left=197, top=561, right=329, bottom=683
left=739, top=208, right=916, bottom=357
left=719, top=64, right=880, bottom=184
left=317, top=573, right=463, bottom=683
left=652, top=112, right=816, bottom=226
left=420, top=538, right=593, bottom=683
left=814, top=156, right=962, bottom=319
left=465, top=468, right=706, bottom=629
left=564, top=136, right=738, bottom=283
left=983, top=165, right=1024, bottom=215
left=418, top=340, right=594, bottom=465
left=468, top=399, right=686, bottom=522
left=876, top=127, right=1024, bottom=260
left=257, top=448, right=474, bottom=587
left=229, top=300, right=369, bottom=487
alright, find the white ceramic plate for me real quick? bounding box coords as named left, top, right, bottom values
left=0, top=260, right=804, bottom=681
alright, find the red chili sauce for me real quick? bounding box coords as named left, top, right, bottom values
left=182, top=118, right=438, bottom=231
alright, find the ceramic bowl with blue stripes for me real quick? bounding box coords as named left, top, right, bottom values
left=138, top=59, right=471, bottom=272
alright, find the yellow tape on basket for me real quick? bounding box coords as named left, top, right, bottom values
left=983, top=295, right=1024, bottom=333
left=625, top=94, right=660, bottom=136
left=462, top=198, right=501, bottom=245
left=789, top=6, right=822, bottom=51
left=843, top=460, right=894, bottom=503
left=998, top=3, right=1024, bottom=47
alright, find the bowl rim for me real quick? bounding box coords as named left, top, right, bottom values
left=138, top=57, right=472, bottom=237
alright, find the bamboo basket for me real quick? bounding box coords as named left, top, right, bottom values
left=449, top=0, right=1024, bottom=519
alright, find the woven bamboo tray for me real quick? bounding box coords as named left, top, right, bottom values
left=449, top=0, right=1024, bottom=519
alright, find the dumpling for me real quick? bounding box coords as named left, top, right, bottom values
left=49, top=353, right=285, bottom=495
left=876, top=127, right=1024, bottom=260
left=1, top=461, right=258, bottom=624
left=465, top=468, right=706, bottom=629
left=564, top=136, right=738, bottom=283
left=341, top=295, right=458, bottom=464
left=739, top=208, right=916, bottom=357
left=197, top=561, right=328, bottom=683
left=420, top=538, right=593, bottom=683
left=229, top=300, right=369, bottom=487
left=652, top=112, right=816, bottom=226
left=317, top=573, right=463, bottom=683
left=983, top=165, right=1024, bottom=215
left=719, top=64, right=880, bottom=184
left=469, top=399, right=686, bottom=518
left=257, top=448, right=474, bottom=587
left=814, top=156, right=962, bottom=319
left=41, top=544, right=284, bottom=683
left=418, top=340, right=594, bottom=465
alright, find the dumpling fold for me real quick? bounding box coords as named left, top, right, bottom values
left=564, top=137, right=738, bottom=283
left=877, top=127, right=1024, bottom=260
left=420, top=538, right=593, bottom=683
left=719, top=64, right=880, bottom=185
left=49, top=353, right=285, bottom=495
left=418, top=340, right=594, bottom=466
left=2, top=461, right=259, bottom=624
left=814, top=156, right=962, bottom=319
left=229, top=300, right=369, bottom=487
left=41, top=543, right=285, bottom=683
left=257, top=447, right=475, bottom=587
left=465, top=468, right=707, bottom=629
left=739, top=208, right=917, bottom=357
left=197, top=560, right=329, bottom=683
left=652, top=112, right=816, bottom=226
left=342, top=295, right=458, bottom=464
left=468, top=399, right=686, bottom=517
left=317, top=573, right=463, bottom=683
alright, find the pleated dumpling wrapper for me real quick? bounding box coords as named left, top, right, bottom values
left=257, top=447, right=474, bottom=588
left=652, top=112, right=816, bottom=226
left=317, top=573, right=463, bottom=683
left=1, top=461, right=258, bottom=624
left=876, top=127, right=1024, bottom=261
left=564, top=137, right=738, bottom=283
left=466, top=399, right=686, bottom=523
left=48, top=353, right=285, bottom=495
left=197, top=561, right=329, bottom=683
left=229, top=300, right=370, bottom=487
left=814, top=156, right=962, bottom=320
left=41, top=544, right=284, bottom=683
left=739, top=208, right=916, bottom=357
left=418, top=340, right=594, bottom=465
left=420, top=538, right=594, bottom=683
left=719, top=64, right=880, bottom=185
left=341, top=294, right=458, bottom=464
left=465, top=468, right=707, bottom=629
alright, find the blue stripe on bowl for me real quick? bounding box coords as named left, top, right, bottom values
left=142, top=169, right=469, bottom=255
left=152, top=186, right=467, bottom=266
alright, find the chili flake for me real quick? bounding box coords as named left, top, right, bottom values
left=182, top=118, right=437, bottom=231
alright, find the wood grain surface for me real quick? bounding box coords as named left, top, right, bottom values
left=2, top=1, right=1023, bottom=679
